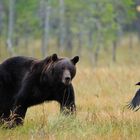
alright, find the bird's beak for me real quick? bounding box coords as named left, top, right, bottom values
left=135, top=82, right=140, bottom=86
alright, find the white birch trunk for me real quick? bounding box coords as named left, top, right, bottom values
left=7, top=0, right=15, bottom=56
left=41, top=0, right=50, bottom=57
left=59, top=0, right=65, bottom=52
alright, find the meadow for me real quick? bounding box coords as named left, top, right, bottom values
left=0, top=38, right=140, bottom=140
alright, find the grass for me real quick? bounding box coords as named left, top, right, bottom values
left=1, top=37, right=140, bottom=139
left=0, top=66, right=140, bottom=140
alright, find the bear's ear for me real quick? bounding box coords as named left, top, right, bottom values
left=71, top=56, right=79, bottom=65
left=52, top=53, right=58, bottom=62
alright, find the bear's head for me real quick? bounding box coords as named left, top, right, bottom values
left=33, top=54, right=79, bottom=86
left=51, top=54, right=79, bottom=86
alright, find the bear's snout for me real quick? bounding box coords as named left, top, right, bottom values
left=65, top=76, right=71, bottom=83
left=62, top=69, right=71, bottom=85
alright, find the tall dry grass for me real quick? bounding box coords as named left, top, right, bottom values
left=0, top=65, right=140, bottom=140
left=1, top=37, right=140, bottom=139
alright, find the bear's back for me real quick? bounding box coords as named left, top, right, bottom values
left=1, top=56, right=34, bottom=71
left=0, top=56, right=35, bottom=86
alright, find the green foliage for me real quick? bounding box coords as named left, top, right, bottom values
left=0, top=0, right=137, bottom=62
left=15, top=0, right=40, bottom=36
left=0, top=0, right=136, bottom=40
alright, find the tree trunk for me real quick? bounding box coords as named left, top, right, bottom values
left=41, top=0, right=50, bottom=57
left=129, top=33, right=133, bottom=49
left=77, top=31, right=82, bottom=57
left=65, top=30, right=73, bottom=57
left=23, top=22, right=31, bottom=55
left=94, top=44, right=101, bottom=66
left=7, top=0, right=15, bottom=56
left=88, top=30, right=95, bottom=66
left=59, top=0, right=65, bottom=53
left=14, top=26, right=19, bottom=48
left=112, top=40, right=117, bottom=62
left=65, top=12, right=73, bottom=57
left=77, top=15, right=83, bottom=57
left=93, top=19, right=103, bottom=66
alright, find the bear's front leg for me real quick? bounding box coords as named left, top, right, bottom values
left=12, top=104, right=27, bottom=126
left=6, top=105, right=27, bottom=128
left=59, top=84, right=76, bottom=115
left=8, top=79, right=32, bottom=128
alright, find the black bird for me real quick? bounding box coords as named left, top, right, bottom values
left=127, top=82, right=140, bottom=111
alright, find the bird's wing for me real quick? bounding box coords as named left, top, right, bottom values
left=128, top=89, right=140, bottom=111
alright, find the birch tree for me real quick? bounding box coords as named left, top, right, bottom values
left=40, top=0, right=50, bottom=57
left=59, top=0, right=65, bottom=52
left=7, top=0, right=15, bottom=56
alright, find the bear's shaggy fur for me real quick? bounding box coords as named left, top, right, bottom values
left=0, top=54, right=79, bottom=127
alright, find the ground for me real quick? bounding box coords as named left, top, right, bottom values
left=0, top=36, right=140, bottom=139
left=0, top=65, right=140, bottom=140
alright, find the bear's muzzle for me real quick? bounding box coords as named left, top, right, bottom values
left=62, top=69, right=71, bottom=85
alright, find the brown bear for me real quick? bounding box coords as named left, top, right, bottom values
left=0, top=54, right=79, bottom=127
